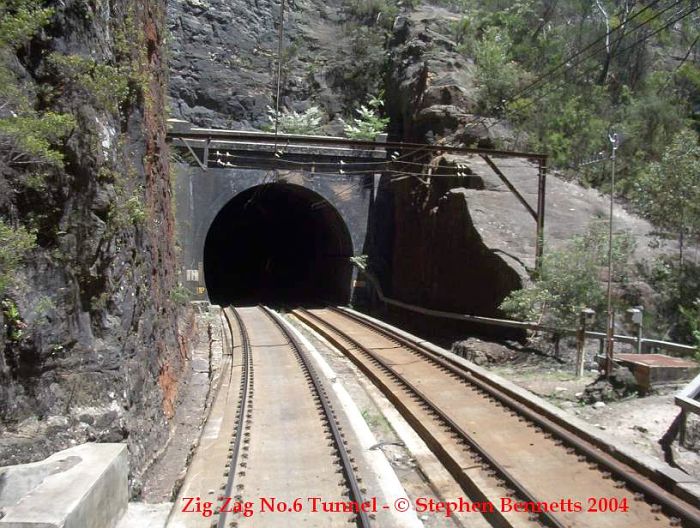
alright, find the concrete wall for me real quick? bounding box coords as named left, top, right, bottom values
left=0, top=443, right=128, bottom=528
left=173, top=165, right=375, bottom=300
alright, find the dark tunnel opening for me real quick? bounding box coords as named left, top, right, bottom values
left=204, top=183, right=354, bottom=305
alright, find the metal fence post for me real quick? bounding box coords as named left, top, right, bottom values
left=577, top=309, right=595, bottom=378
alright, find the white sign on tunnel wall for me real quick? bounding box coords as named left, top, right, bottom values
left=186, top=269, right=199, bottom=282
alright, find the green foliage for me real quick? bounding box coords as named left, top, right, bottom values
left=346, top=0, right=399, bottom=28
left=342, top=94, right=389, bottom=140
left=48, top=53, right=130, bottom=113
left=170, top=284, right=192, bottom=305
left=631, top=128, right=700, bottom=241
left=474, top=27, right=525, bottom=114
left=336, top=0, right=395, bottom=111
left=452, top=15, right=477, bottom=56
left=0, top=0, right=52, bottom=49
left=110, top=192, right=146, bottom=229
left=500, top=223, right=635, bottom=327
left=1, top=298, right=26, bottom=341
left=0, top=219, right=35, bottom=295
left=0, top=112, right=75, bottom=167
left=446, top=0, right=699, bottom=206
left=508, top=87, right=609, bottom=169
left=264, top=105, right=325, bottom=135
left=679, top=301, right=700, bottom=356
left=643, top=256, right=700, bottom=344
left=0, top=0, right=75, bottom=173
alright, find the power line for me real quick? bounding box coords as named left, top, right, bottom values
left=507, top=0, right=667, bottom=104
left=211, top=150, right=534, bottom=171
left=464, top=0, right=686, bottom=134
left=212, top=151, right=538, bottom=176
left=212, top=156, right=538, bottom=180
left=484, top=1, right=700, bottom=131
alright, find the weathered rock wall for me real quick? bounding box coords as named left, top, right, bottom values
left=167, top=0, right=387, bottom=132
left=0, top=0, right=191, bottom=490
left=366, top=6, right=531, bottom=338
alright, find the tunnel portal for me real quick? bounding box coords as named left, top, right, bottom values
left=204, top=182, right=354, bottom=305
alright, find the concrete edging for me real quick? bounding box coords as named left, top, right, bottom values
left=0, top=443, right=128, bottom=528
left=338, top=306, right=700, bottom=507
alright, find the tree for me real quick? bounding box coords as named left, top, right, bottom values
left=474, top=26, right=525, bottom=115
left=0, top=220, right=34, bottom=295
left=1, top=0, right=75, bottom=172
left=500, top=223, right=635, bottom=328
left=632, top=128, right=700, bottom=266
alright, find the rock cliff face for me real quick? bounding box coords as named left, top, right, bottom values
left=0, top=0, right=190, bottom=489
left=367, top=6, right=663, bottom=337
left=385, top=5, right=482, bottom=145
left=168, top=0, right=385, bottom=131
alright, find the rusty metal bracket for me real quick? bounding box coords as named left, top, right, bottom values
left=481, top=153, right=546, bottom=273
left=480, top=154, right=537, bottom=220
left=179, top=137, right=208, bottom=171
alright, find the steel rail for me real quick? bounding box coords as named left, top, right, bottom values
left=332, top=307, right=700, bottom=528
left=295, top=307, right=566, bottom=528
left=217, top=307, right=254, bottom=528
left=261, top=306, right=372, bottom=528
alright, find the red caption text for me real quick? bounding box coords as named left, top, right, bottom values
left=181, top=496, right=630, bottom=519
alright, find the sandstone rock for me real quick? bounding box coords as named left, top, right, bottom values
left=451, top=338, right=516, bottom=365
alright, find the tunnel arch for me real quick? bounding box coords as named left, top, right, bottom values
left=203, top=182, right=354, bottom=305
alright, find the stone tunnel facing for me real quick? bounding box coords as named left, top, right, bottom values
left=204, top=183, right=354, bottom=305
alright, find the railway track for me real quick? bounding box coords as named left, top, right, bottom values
left=292, top=306, right=700, bottom=528
left=214, top=306, right=369, bottom=528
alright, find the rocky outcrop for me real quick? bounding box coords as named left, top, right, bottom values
left=385, top=5, right=507, bottom=146
left=167, top=0, right=386, bottom=131
left=366, top=4, right=666, bottom=338
left=0, top=0, right=191, bottom=491
left=372, top=176, right=524, bottom=314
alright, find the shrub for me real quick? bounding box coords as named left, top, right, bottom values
left=265, top=105, right=325, bottom=135
left=474, top=27, right=525, bottom=114
left=0, top=112, right=75, bottom=168
left=500, top=223, right=635, bottom=328
left=679, top=301, right=700, bottom=357
left=48, top=53, right=130, bottom=113
left=0, top=220, right=35, bottom=295
left=342, top=94, right=389, bottom=140
left=0, top=0, right=52, bottom=49
left=346, top=0, right=399, bottom=27
left=170, top=284, right=192, bottom=305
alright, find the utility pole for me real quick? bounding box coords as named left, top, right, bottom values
left=273, top=0, right=286, bottom=182
left=604, top=132, right=619, bottom=377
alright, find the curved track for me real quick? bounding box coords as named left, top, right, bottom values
left=293, top=306, right=700, bottom=528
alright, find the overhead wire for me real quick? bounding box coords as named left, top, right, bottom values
left=482, top=0, right=700, bottom=132
left=211, top=156, right=538, bottom=180
left=211, top=149, right=537, bottom=171
left=463, top=0, right=688, bottom=134
left=504, top=0, right=667, bottom=103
